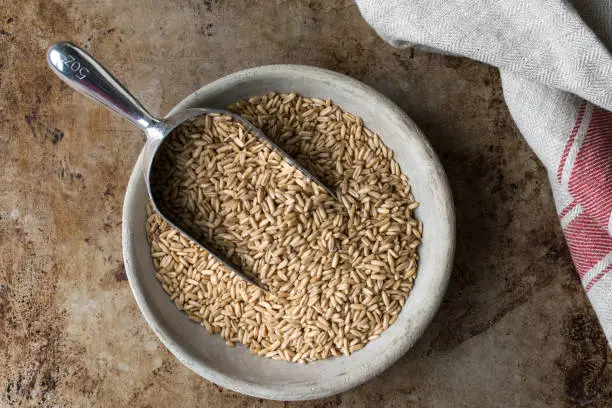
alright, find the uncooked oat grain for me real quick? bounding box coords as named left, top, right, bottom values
left=146, top=92, right=421, bottom=363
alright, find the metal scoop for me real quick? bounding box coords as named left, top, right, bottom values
left=47, top=42, right=335, bottom=290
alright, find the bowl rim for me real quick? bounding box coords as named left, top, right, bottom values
left=123, top=64, right=455, bottom=400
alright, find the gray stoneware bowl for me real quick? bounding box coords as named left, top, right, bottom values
left=122, top=65, right=455, bottom=400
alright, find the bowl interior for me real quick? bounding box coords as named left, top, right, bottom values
left=123, top=65, right=454, bottom=400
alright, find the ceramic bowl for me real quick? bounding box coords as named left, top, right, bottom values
left=122, top=65, right=454, bottom=400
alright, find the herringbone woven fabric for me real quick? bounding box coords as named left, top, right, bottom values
left=356, top=0, right=612, bottom=345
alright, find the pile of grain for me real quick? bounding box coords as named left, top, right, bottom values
left=146, top=92, right=421, bottom=363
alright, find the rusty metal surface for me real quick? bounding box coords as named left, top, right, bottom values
left=0, top=1, right=610, bottom=406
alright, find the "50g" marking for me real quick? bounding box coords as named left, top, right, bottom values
left=60, top=54, right=90, bottom=80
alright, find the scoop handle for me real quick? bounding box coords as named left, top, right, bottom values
left=46, top=42, right=159, bottom=130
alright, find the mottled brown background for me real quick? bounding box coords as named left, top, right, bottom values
left=0, top=0, right=610, bottom=407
